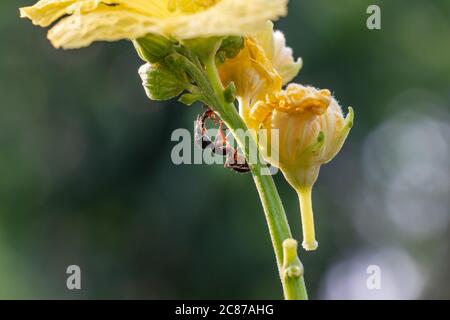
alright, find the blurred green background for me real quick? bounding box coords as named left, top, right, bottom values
left=0, top=0, right=449, bottom=299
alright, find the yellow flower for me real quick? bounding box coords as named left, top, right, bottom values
left=250, top=84, right=354, bottom=250
left=219, top=36, right=283, bottom=123
left=20, top=0, right=288, bottom=49
left=219, top=21, right=302, bottom=126
left=218, top=21, right=352, bottom=251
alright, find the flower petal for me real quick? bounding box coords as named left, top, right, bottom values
left=219, top=37, right=282, bottom=126
left=19, top=0, right=166, bottom=27
left=272, top=30, right=302, bottom=84
left=48, top=6, right=164, bottom=49
left=170, top=0, right=288, bottom=39
left=20, top=0, right=288, bottom=49
left=255, top=21, right=302, bottom=85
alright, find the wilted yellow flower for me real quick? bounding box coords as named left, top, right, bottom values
left=250, top=84, right=354, bottom=250
left=218, top=21, right=353, bottom=251
left=219, top=21, right=302, bottom=125
left=20, top=0, right=288, bottom=49
left=219, top=36, right=283, bottom=122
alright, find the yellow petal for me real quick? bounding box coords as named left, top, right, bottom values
left=170, top=0, right=287, bottom=39
left=272, top=30, right=302, bottom=84
left=48, top=6, right=165, bottom=49
left=167, top=0, right=220, bottom=13
left=219, top=37, right=282, bottom=127
left=250, top=84, right=331, bottom=125
left=255, top=21, right=302, bottom=85
left=220, top=22, right=302, bottom=127
left=20, top=0, right=288, bottom=49
left=19, top=0, right=167, bottom=27
left=20, top=0, right=86, bottom=27
left=254, top=21, right=276, bottom=61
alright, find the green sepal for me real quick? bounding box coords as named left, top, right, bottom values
left=299, top=131, right=325, bottom=159
left=133, top=34, right=175, bottom=63
left=179, top=93, right=204, bottom=106
left=183, top=37, right=223, bottom=62
left=138, top=63, right=187, bottom=101
left=217, top=36, right=244, bottom=62
left=223, top=82, right=237, bottom=103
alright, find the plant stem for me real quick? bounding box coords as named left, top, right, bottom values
left=201, top=55, right=308, bottom=300
left=172, top=46, right=308, bottom=299
left=282, top=239, right=306, bottom=300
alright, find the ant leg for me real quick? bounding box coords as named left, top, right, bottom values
left=194, top=108, right=215, bottom=150
left=225, top=149, right=251, bottom=173
left=194, top=107, right=250, bottom=174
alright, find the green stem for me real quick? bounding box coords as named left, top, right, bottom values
left=282, top=239, right=305, bottom=300
left=202, top=56, right=308, bottom=300
left=175, top=47, right=308, bottom=299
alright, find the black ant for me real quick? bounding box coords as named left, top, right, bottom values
left=195, top=108, right=250, bottom=174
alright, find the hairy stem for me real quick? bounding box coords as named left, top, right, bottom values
left=201, top=55, right=308, bottom=300
left=172, top=43, right=308, bottom=299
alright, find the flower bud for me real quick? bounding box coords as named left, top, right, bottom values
left=282, top=239, right=304, bottom=278
left=133, top=34, right=175, bottom=63
left=216, top=36, right=244, bottom=63
left=250, top=84, right=354, bottom=250
left=138, top=63, right=187, bottom=101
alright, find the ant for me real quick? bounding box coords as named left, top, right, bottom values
left=195, top=108, right=250, bottom=174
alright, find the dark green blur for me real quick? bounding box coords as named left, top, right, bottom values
left=0, top=1, right=449, bottom=299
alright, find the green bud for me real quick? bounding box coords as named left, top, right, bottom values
left=138, top=63, right=186, bottom=101
left=218, top=36, right=244, bottom=60
left=133, top=34, right=175, bottom=63
left=282, top=239, right=304, bottom=278
left=223, top=82, right=237, bottom=103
